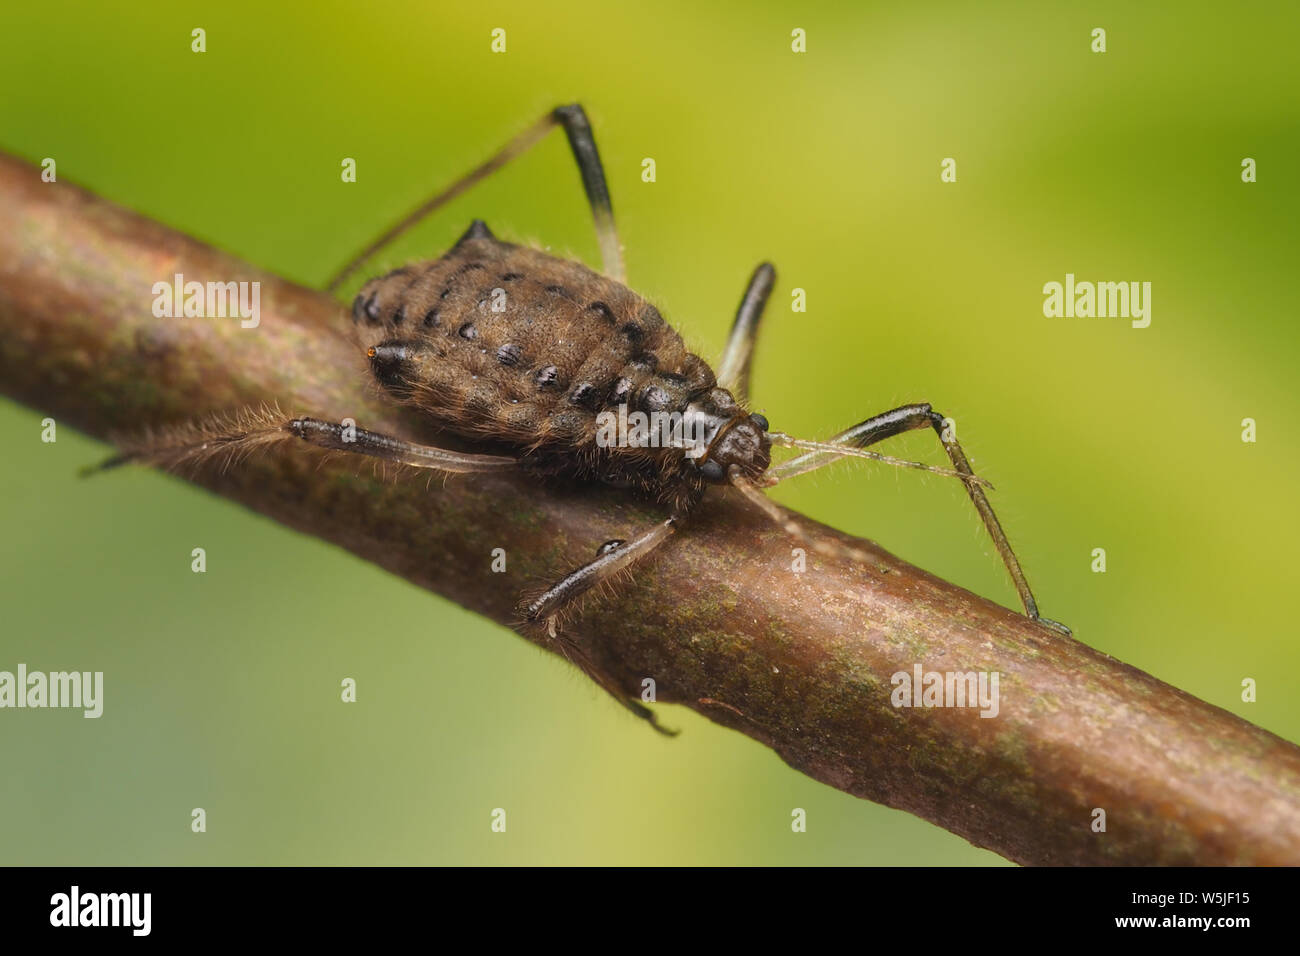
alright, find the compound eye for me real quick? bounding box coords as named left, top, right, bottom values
left=750, top=413, right=769, bottom=431
left=699, top=459, right=726, bottom=482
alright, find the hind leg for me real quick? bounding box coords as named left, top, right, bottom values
left=84, top=410, right=517, bottom=476
left=326, top=103, right=624, bottom=291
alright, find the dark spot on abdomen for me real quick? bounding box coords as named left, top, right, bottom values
left=628, top=352, right=658, bottom=372
left=608, top=377, right=633, bottom=405
left=535, top=365, right=562, bottom=389
left=586, top=301, right=616, bottom=323
left=638, top=384, right=673, bottom=412
left=568, top=382, right=603, bottom=410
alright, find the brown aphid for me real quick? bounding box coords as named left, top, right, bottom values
left=350, top=220, right=765, bottom=513
left=94, top=103, right=1068, bottom=732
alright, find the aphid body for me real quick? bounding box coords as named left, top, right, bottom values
left=352, top=222, right=769, bottom=511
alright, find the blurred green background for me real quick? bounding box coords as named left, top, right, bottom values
left=2, top=1, right=1298, bottom=865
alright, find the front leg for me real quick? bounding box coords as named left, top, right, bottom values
left=768, top=403, right=1070, bottom=635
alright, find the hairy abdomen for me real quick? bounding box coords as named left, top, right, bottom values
left=351, top=236, right=719, bottom=496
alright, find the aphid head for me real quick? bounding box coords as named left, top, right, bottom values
left=692, top=419, right=771, bottom=484
left=706, top=415, right=771, bottom=481
left=681, top=389, right=771, bottom=483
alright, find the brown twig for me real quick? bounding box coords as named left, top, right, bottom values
left=2, top=152, right=1297, bottom=865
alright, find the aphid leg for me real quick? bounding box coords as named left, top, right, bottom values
left=548, top=631, right=679, bottom=738
left=282, top=418, right=517, bottom=472
left=524, top=517, right=678, bottom=629
left=519, top=516, right=682, bottom=736
left=715, top=262, right=776, bottom=403
left=326, top=103, right=624, bottom=292
left=766, top=404, right=1070, bottom=635
left=83, top=408, right=517, bottom=476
